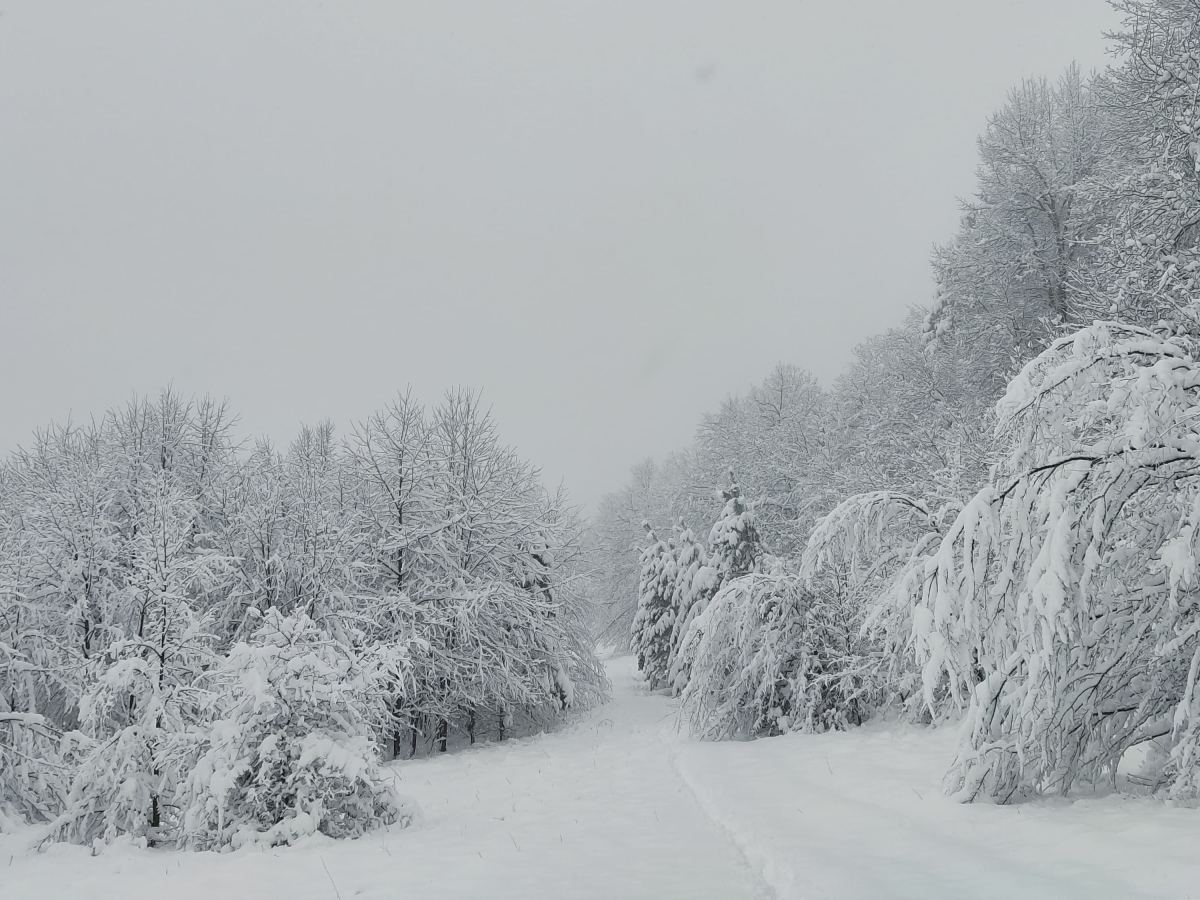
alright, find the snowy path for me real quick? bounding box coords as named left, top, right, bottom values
left=0, top=656, right=766, bottom=900
left=4, top=655, right=1200, bottom=899
left=674, top=724, right=1200, bottom=900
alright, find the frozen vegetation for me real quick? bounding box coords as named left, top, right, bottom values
left=4, top=656, right=1200, bottom=899
left=6, top=2, right=1200, bottom=896
left=0, top=389, right=606, bottom=849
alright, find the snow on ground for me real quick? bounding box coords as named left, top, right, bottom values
left=674, top=721, right=1200, bottom=900
left=3, top=655, right=1200, bottom=900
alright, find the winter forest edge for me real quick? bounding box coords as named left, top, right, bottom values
left=6, top=0, right=1200, bottom=864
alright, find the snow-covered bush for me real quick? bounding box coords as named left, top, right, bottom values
left=178, top=611, right=409, bottom=850
left=678, top=570, right=878, bottom=740
left=48, top=645, right=203, bottom=847
left=799, top=490, right=958, bottom=719
left=0, top=713, right=87, bottom=831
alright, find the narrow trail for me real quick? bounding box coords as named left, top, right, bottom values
left=375, top=653, right=768, bottom=899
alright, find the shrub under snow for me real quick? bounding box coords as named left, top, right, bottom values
left=678, top=570, right=877, bottom=740
left=177, top=611, right=411, bottom=850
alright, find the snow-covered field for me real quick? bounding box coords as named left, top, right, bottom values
left=4, top=655, right=1200, bottom=900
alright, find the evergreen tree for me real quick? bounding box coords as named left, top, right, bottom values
left=669, top=482, right=762, bottom=695
left=667, top=527, right=707, bottom=682
left=705, top=481, right=762, bottom=585
left=630, top=525, right=677, bottom=690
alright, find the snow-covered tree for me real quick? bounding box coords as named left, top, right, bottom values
left=900, top=320, right=1200, bottom=801
left=0, top=424, right=111, bottom=826
left=927, top=66, right=1101, bottom=390
left=348, top=390, right=435, bottom=616
left=668, top=483, right=763, bottom=695
left=47, top=394, right=232, bottom=846
left=0, top=386, right=605, bottom=840
left=831, top=314, right=995, bottom=501
left=679, top=569, right=878, bottom=740
left=799, top=491, right=948, bottom=716
left=1072, top=0, right=1200, bottom=328
left=693, top=366, right=831, bottom=558
left=706, top=481, right=762, bottom=585
left=177, top=611, right=410, bottom=850
left=631, top=525, right=677, bottom=690
left=667, top=527, right=707, bottom=679
left=586, top=452, right=707, bottom=645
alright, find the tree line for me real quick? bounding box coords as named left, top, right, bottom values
left=611, top=0, right=1200, bottom=803
left=0, top=388, right=605, bottom=848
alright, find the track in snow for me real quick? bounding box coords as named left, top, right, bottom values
left=5, top=654, right=1200, bottom=900
left=0, top=655, right=766, bottom=900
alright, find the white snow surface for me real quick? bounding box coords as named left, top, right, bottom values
left=3, top=654, right=1200, bottom=900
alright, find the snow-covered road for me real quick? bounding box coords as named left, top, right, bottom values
left=4, top=655, right=1200, bottom=899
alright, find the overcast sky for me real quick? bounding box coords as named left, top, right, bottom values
left=1, top=1, right=1119, bottom=512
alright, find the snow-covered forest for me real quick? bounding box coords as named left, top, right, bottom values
left=603, top=0, right=1200, bottom=804
left=0, top=388, right=605, bottom=847
left=7, top=1, right=1200, bottom=897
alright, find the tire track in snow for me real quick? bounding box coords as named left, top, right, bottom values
left=662, top=732, right=783, bottom=900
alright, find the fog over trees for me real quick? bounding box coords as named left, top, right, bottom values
left=6, top=0, right=1200, bottom=880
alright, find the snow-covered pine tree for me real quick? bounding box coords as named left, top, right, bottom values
left=669, top=482, right=762, bottom=694
left=631, top=524, right=677, bottom=690
left=666, top=526, right=707, bottom=692
left=706, top=481, right=762, bottom=585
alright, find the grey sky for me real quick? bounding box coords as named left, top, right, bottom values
left=1, top=1, right=1118, bottom=512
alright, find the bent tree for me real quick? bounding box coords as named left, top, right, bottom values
left=908, top=321, right=1200, bottom=801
